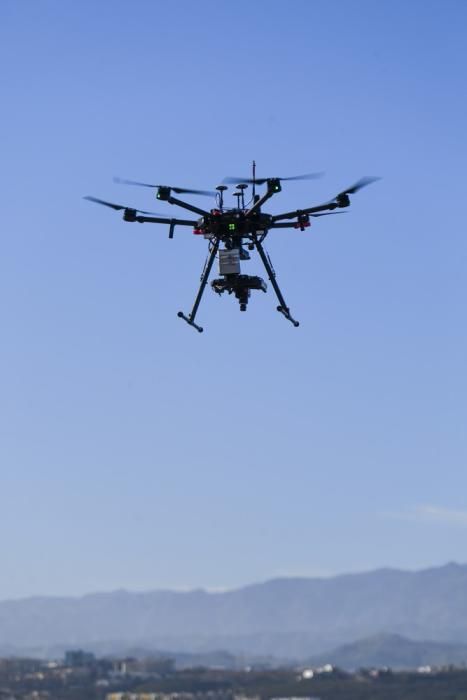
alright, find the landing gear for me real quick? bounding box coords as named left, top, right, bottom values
left=277, top=306, right=300, bottom=327
left=177, top=239, right=219, bottom=332
left=253, top=238, right=300, bottom=327
left=178, top=237, right=299, bottom=331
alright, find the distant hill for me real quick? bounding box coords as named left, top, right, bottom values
left=309, top=633, right=467, bottom=670
left=2, top=563, right=467, bottom=659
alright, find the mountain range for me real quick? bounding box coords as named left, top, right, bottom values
left=2, top=562, right=467, bottom=662
left=309, top=632, right=467, bottom=670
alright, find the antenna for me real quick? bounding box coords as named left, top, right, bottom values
left=216, top=185, right=227, bottom=209
left=252, top=160, right=256, bottom=201
left=236, top=183, right=248, bottom=209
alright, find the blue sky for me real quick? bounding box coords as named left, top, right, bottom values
left=1, top=0, right=466, bottom=599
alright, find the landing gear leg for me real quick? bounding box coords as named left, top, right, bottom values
left=254, top=239, right=300, bottom=327
left=178, top=239, right=219, bottom=333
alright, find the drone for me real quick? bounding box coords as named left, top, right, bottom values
left=84, top=163, right=379, bottom=332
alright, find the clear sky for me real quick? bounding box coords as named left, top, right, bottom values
left=1, top=0, right=466, bottom=599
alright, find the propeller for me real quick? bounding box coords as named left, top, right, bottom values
left=329, top=176, right=381, bottom=208
left=310, top=211, right=346, bottom=217
left=83, top=196, right=164, bottom=216
left=223, top=172, right=324, bottom=185
left=336, top=176, right=381, bottom=197
left=113, top=177, right=215, bottom=197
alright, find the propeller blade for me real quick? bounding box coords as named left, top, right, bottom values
left=311, top=211, right=347, bottom=217
left=337, top=176, right=381, bottom=196
left=278, top=172, right=324, bottom=182
left=113, top=177, right=155, bottom=188
left=171, top=186, right=216, bottom=197
left=114, top=177, right=215, bottom=197
left=136, top=209, right=168, bottom=216
left=83, top=196, right=164, bottom=216
left=222, top=176, right=257, bottom=185
left=223, top=172, right=323, bottom=185
left=83, top=196, right=126, bottom=211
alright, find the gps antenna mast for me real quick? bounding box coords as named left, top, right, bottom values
left=252, top=160, right=256, bottom=201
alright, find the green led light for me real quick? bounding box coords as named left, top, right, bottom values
left=228, top=223, right=236, bottom=231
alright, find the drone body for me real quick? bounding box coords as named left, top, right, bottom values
left=85, top=165, right=379, bottom=332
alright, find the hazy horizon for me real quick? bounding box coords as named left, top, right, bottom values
left=1, top=559, right=465, bottom=602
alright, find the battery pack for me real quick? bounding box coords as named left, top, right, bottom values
left=218, top=248, right=241, bottom=275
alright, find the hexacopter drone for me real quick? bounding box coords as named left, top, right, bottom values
left=85, top=163, right=379, bottom=332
